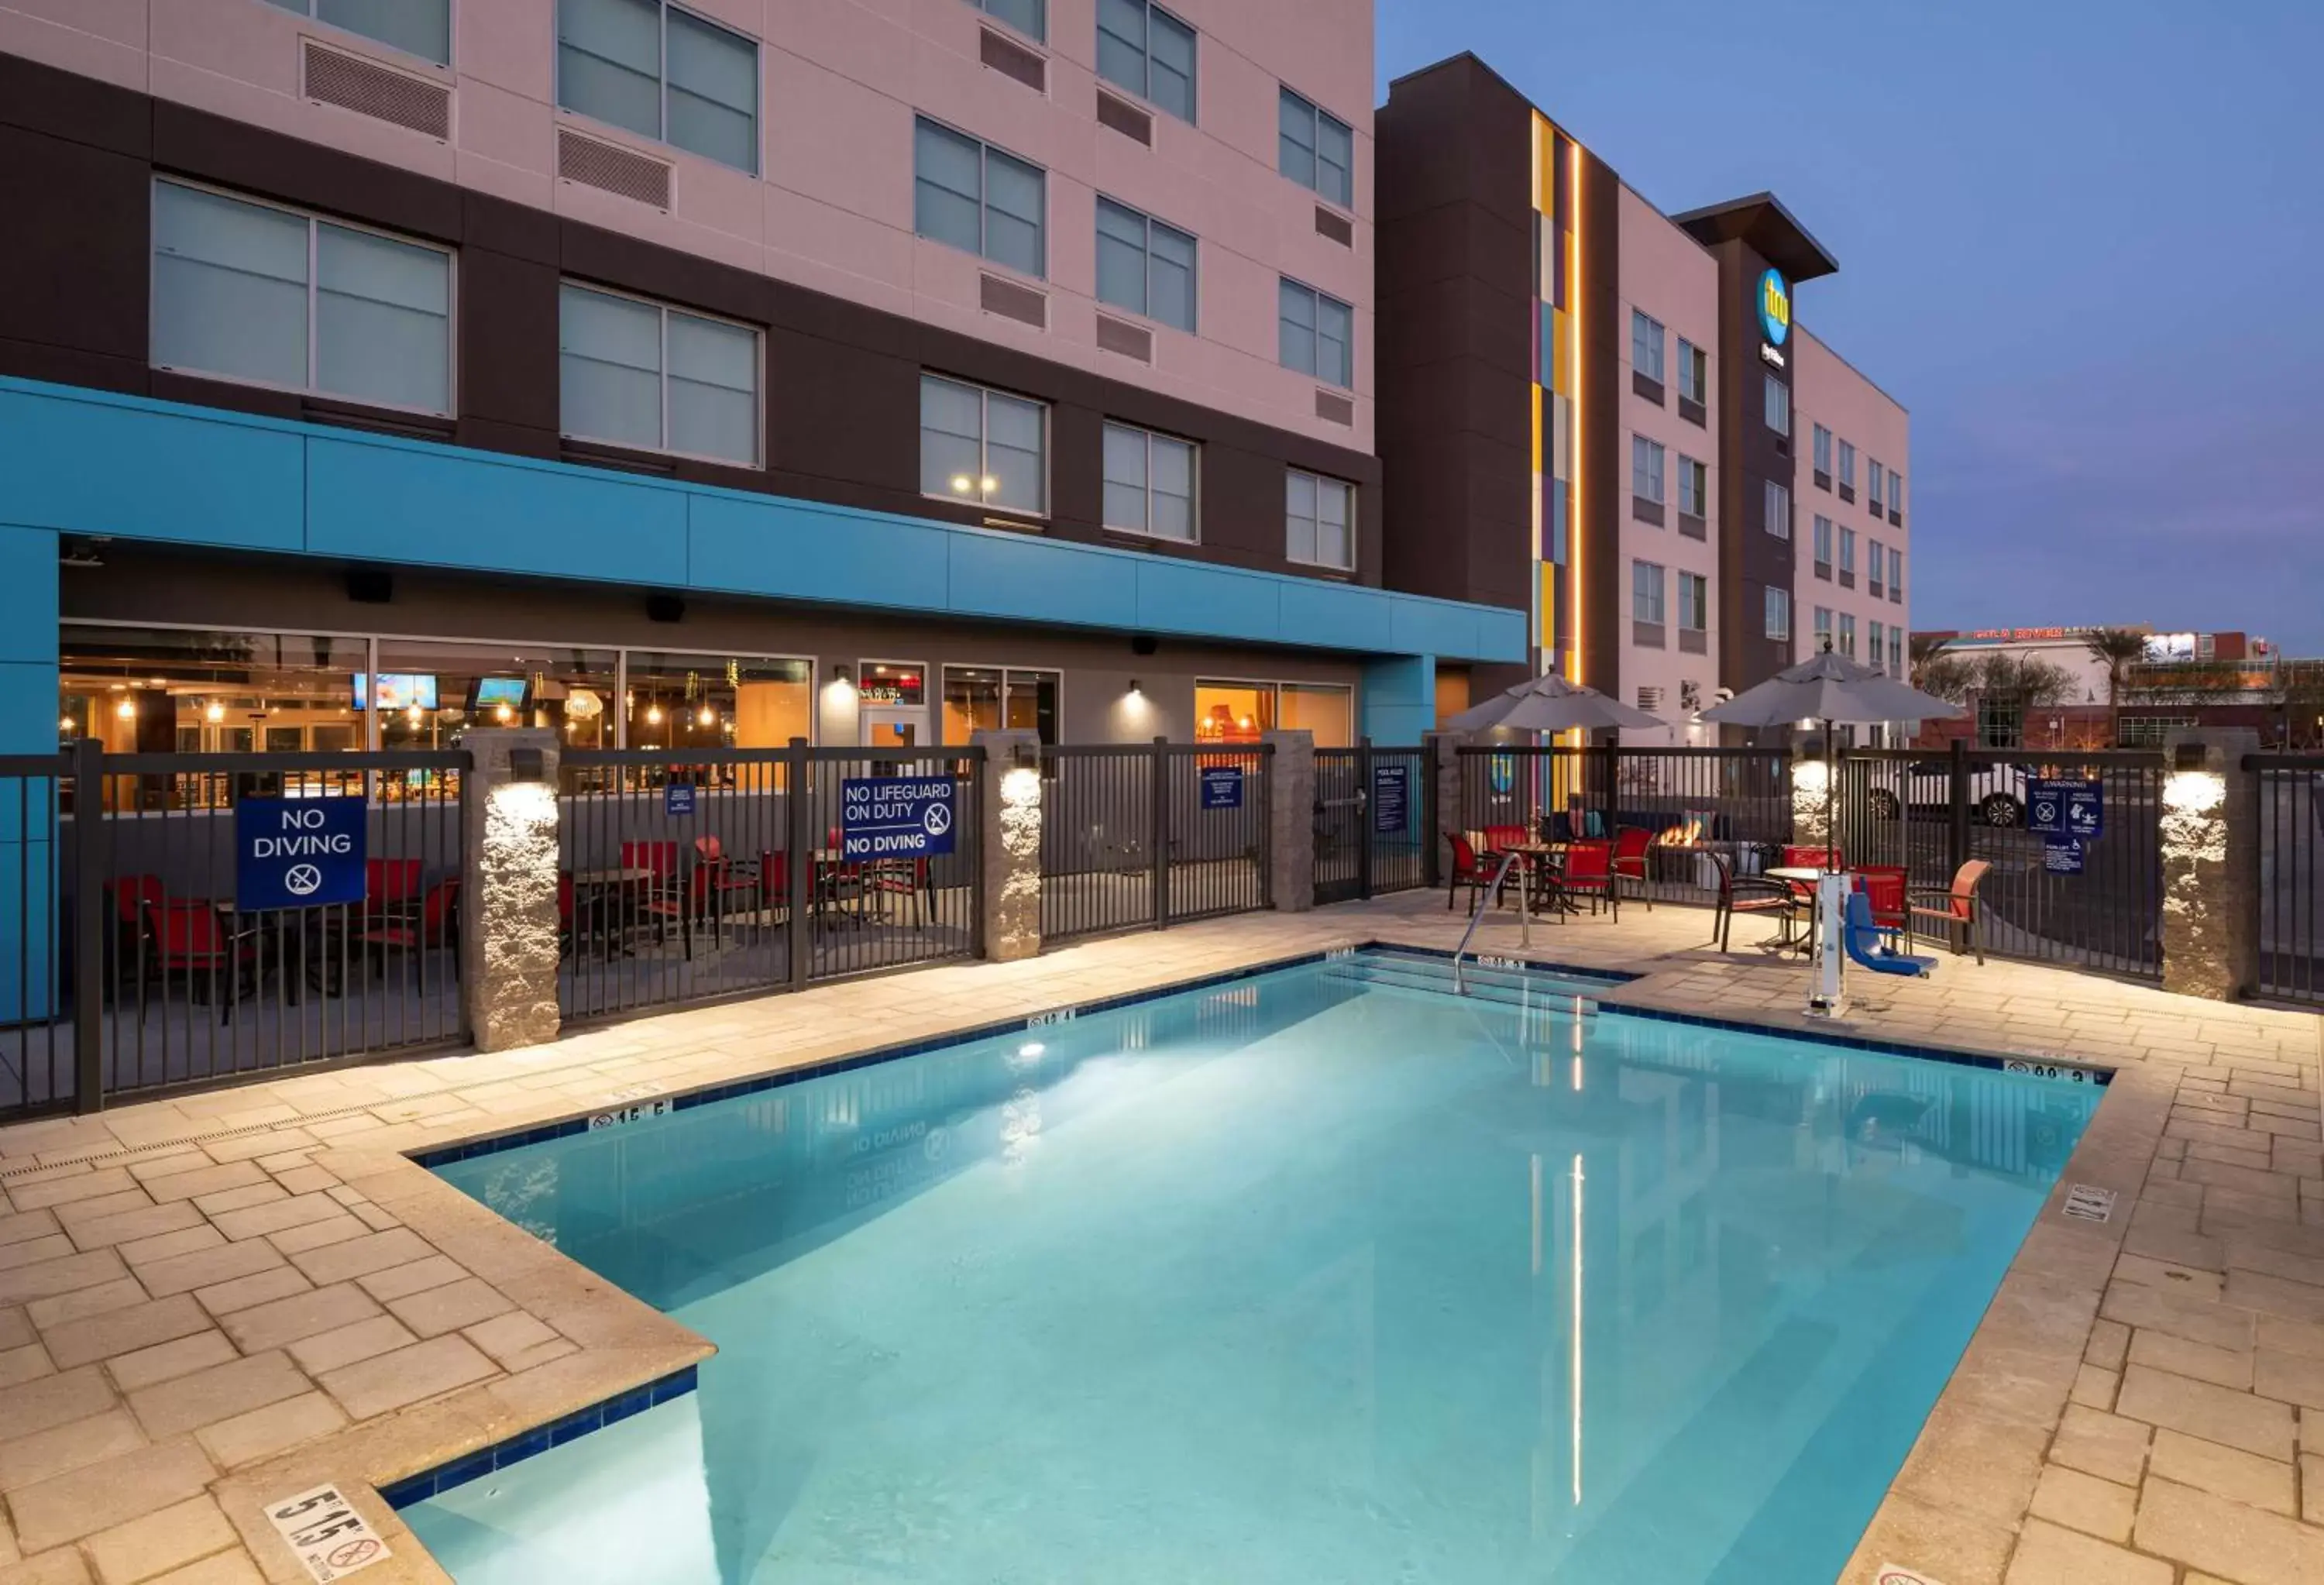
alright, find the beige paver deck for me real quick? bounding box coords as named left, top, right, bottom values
left=1, top=892, right=2318, bottom=1583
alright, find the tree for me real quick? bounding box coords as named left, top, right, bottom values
left=2081, top=627, right=2149, bottom=748
left=1911, top=636, right=1976, bottom=703
left=1975, top=652, right=2075, bottom=707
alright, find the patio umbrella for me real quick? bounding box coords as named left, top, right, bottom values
left=1442, top=672, right=1666, bottom=735
left=1697, top=642, right=1967, bottom=861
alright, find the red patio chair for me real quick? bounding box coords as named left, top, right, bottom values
left=357, top=875, right=460, bottom=975
left=1445, top=830, right=1506, bottom=913
left=141, top=898, right=252, bottom=1012
left=1781, top=844, right=1844, bottom=872
left=1855, top=866, right=1910, bottom=933
left=1559, top=840, right=1618, bottom=920
left=1611, top=826, right=1655, bottom=910
left=1708, top=850, right=1797, bottom=952
left=1909, top=859, right=1992, bottom=964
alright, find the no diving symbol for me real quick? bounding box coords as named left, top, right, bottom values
left=2034, top=798, right=2058, bottom=827
left=923, top=802, right=952, bottom=838
left=285, top=864, right=324, bottom=898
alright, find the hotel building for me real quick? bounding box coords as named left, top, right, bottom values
left=1377, top=53, right=1910, bottom=741
left=0, top=0, right=1521, bottom=761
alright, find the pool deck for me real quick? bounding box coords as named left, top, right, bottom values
left=0, top=893, right=2318, bottom=1585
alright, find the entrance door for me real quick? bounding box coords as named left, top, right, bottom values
left=859, top=707, right=929, bottom=748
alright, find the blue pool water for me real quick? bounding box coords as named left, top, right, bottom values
left=408, top=949, right=2099, bottom=1583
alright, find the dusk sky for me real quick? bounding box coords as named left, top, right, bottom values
left=1376, top=0, right=2324, bottom=652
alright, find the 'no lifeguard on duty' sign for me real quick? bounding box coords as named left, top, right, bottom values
left=235, top=796, right=367, bottom=910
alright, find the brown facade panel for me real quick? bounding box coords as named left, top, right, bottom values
left=0, top=124, right=150, bottom=365
left=1576, top=147, right=1621, bottom=697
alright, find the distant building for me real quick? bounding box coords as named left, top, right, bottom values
left=1913, top=626, right=2312, bottom=749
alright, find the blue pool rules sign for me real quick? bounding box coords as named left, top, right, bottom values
left=1200, top=765, right=1243, bottom=810
left=235, top=796, right=366, bottom=909
left=1372, top=763, right=1410, bottom=834
left=841, top=776, right=956, bottom=859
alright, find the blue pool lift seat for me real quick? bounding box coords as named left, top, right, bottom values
left=1842, top=891, right=1938, bottom=978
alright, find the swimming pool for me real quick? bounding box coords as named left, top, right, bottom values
left=404, top=947, right=2099, bottom=1583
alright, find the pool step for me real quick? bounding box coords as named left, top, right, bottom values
left=1322, top=953, right=1605, bottom=1010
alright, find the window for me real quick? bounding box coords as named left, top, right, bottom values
left=1868, top=459, right=1886, bottom=512
left=1679, top=572, right=1708, bottom=633
left=1812, top=423, right=1831, bottom=478
left=1889, top=549, right=1903, bottom=603
left=943, top=665, right=1059, bottom=744
left=1813, top=605, right=1834, bottom=648
left=1196, top=679, right=1353, bottom=748
left=151, top=180, right=452, bottom=416
left=1763, top=373, right=1790, bottom=437
left=379, top=638, right=617, bottom=755
left=1868, top=540, right=1885, bottom=595
left=1888, top=627, right=1903, bottom=676
left=1286, top=468, right=1354, bottom=569
left=625, top=651, right=812, bottom=749
left=557, top=0, right=759, bottom=173
left=1095, top=198, right=1195, bottom=331
left=1978, top=695, right=2020, bottom=749
left=1279, top=278, right=1352, bottom=387
left=1890, top=470, right=1904, bottom=517
left=1869, top=619, right=1886, bottom=667
left=1631, top=435, right=1666, bottom=505
left=1678, top=455, right=1706, bottom=517
left=1839, top=526, right=1857, bottom=578
left=1812, top=514, right=1834, bottom=576
left=1631, top=310, right=1665, bottom=384
left=1098, top=0, right=1195, bottom=122
left=1838, top=613, right=1857, bottom=658
left=1765, top=586, right=1791, bottom=642
left=920, top=373, right=1047, bottom=515
left=559, top=282, right=758, bottom=465
left=1631, top=560, right=1666, bottom=624
left=1678, top=339, right=1707, bottom=404
left=1279, top=88, right=1353, bottom=208
left=914, top=118, right=1046, bottom=277
left=1838, top=438, right=1856, bottom=492
left=971, top=0, right=1046, bottom=42
left=1762, top=479, right=1790, bottom=538
left=264, top=0, right=450, bottom=64
left=1102, top=421, right=1197, bottom=542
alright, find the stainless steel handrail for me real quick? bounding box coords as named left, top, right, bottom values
left=1452, top=851, right=1524, bottom=994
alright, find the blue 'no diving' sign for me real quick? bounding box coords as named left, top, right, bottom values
left=235, top=796, right=367, bottom=910
left=841, top=777, right=956, bottom=859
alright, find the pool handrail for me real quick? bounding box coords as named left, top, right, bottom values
left=1452, top=851, right=1525, bottom=994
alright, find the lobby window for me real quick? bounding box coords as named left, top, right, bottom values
left=1838, top=438, right=1857, bottom=493
left=557, top=0, right=759, bottom=173
left=1868, top=459, right=1886, bottom=513
left=1097, top=0, right=1195, bottom=122
left=1278, top=88, right=1353, bottom=208
left=1839, top=525, right=1857, bottom=583
left=1279, top=278, right=1352, bottom=388
left=1838, top=612, right=1856, bottom=658
left=1762, top=479, right=1790, bottom=539
left=943, top=665, right=1060, bottom=744
left=1677, top=455, right=1706, bottom=517
left=1631, top=435, right=1666, bottom=505
left=1765, top=586, right=1791, bottom=642
left=1678, top=572, right=1708, bottom=634
left=263, top=0, right=449, bottom=64
left=1095, top=198, right=1196, bottom=332
left=1763, top=372, right=1790, bottom=437
left=1286, top=468, right=1354, bottom=570
left=559, top=282, right=760, bottom=466
left=1631, top=310, right=1665, bottom=384
left=1812, top=422, right=1831, bottom=482
left=970, top=0, right=1044, bottom=43
left=1102, top=421, right=1198, bottom=542
left=1678, top=339, right=1707, bottom=406
left=915, top=117, right=1046, bottom=277
left=624, top=652, right=812, bottom=751
left=1812, top=514, right=1834, bottom=578
left=151, top=180, right=452, bottom=417
left=921, top=374, right=1047, bottom=516
left=1868, top=540, right=1886, bottom=597
left=1813, top=605, right=1833, bottom=649
left=1889, top=549, right=1904, bottom=603
left=1196, top=679, right=1352, bottom=748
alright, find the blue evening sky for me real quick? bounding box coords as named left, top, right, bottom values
left=1377, top=0, right=2324, bottom=652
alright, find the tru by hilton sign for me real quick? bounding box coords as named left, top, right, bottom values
left=235, top=796, right=369, bottom=910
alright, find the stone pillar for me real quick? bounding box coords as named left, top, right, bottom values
left=1262, top=729, right=1315, bottom=912
left=2161, top=727, right=2260, bottom=1001
left=1790, top=743, right=1833, bottom=853
left=460, top=728, right=562, bottom=1051
left=971, top=729, right=1042, bottom=961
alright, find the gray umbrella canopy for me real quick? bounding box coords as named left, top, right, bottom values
left=1697, top=648, right=1967, bottom=729
left=1443, top=672, right=1666, bottom=735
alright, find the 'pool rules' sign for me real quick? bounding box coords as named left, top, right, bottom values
left=235, top=796, right=366, bottom=910
left=841, top=777, right=956, bottom=859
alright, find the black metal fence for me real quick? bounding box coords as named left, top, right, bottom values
left=2252, top=754, right=2324, bottom=1004
left=3, top=744, right=469, bottom=1123
left=558, top=744, right=982, bottom=1023
left=1040, top=741, right=1271, bottom=941
left=1315, top=743, right=1430, bottom=904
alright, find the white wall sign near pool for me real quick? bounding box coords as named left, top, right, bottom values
left=2063, top=1184, right=2118, bottom=1222
left=265, top=1484, right=390, bottom=1582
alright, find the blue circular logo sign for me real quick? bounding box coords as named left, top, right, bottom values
left=1758, top=268, right=1791, bottom=347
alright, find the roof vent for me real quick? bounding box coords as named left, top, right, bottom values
left=559, top=128, right=672, bottom=209
left=302, top=41, right=451, bottom=139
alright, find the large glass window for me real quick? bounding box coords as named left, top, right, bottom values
left=914, top=118, right=1046, bottom=277
left=559, top=283, right=759, bottom=465
left=1278, top=278, right=1352, bottom=387
left=558, top=0, right=758, bottom=172
left=942, top=665, right=1060, bottom=744
left=1095, top=198, right=1196, bottom=332
left=1278, top=88, right=1353, bottom=207
left=1285, top=469, right=1353, bottom=570
left=1102, top=422, right=1197, bottom=541
left=1196, top=680, right=1351, bottom=748
left=1631, top=310, right=1664, bottom=384
left=373, top=639, right=617, bottom=752
left=624, top=652, right=811, bottom=750
left=1097, top=0, right=1195, bottom=122
left=971, top=0, right=1044, bottom=42
left=152, top=181, right=452, bottom=416
left=265, top=0, right=451, bottom=63
left=920, top=374, right=1047, bottom=515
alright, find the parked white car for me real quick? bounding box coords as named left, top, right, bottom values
left=1865, top=760, right=2031, bottom=828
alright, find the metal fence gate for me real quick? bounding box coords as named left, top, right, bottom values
left=559, top=745, right=982, bottom=1023
left=2252, top=754, right=2324, bottom=1003
left=1838, top=746, right=2165, bottom=980
left=1040, top=741, right=1271, bottom=941
left=1314, top=743, right=1430, bottom=904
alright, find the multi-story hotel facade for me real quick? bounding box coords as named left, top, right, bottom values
left=1377, top=53, right=1910, bottom=742
left=0, top=0, right=1523, bottom=760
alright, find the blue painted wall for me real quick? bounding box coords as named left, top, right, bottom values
left=1361, top=655, right=1438, bottom=744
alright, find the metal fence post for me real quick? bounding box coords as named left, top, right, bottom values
left=786, top=737, right=812, bottom=992
left=1150, top=737, right=1171, bottom=928
left=1947, top=737, right=1971, bottom=878
left=1356, top=737, right=1375, bottom=900
left=1599, top=740, right=1621, bottom=836
left=70, top=738, right=105, bottom=1114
